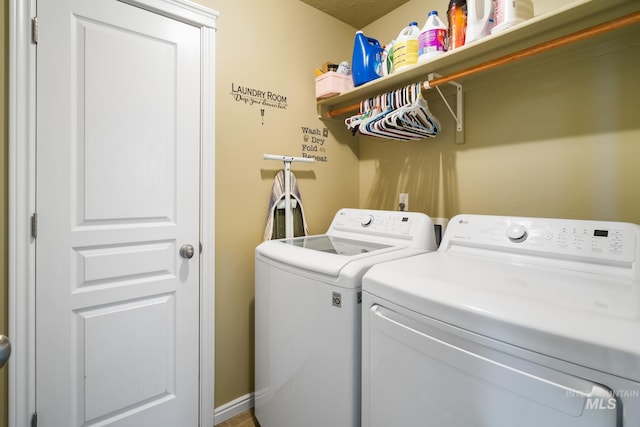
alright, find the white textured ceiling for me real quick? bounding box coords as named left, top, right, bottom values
left=299, top=0, right=411, bottom=29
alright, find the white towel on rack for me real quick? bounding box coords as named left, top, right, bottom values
left=263, top=170, right=309, bottom=241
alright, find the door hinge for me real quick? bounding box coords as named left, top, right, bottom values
left=31, top=213, right=38, bottom=239
left=31, top=17, right=39, bottom=44
left=31, top=411, right=38, bottom=427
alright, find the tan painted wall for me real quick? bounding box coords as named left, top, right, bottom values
left=192, top=0, right=358, bottom=407
left=1, top=0, right=8, bottom=425
left=3, top=0, right=639, bottom=421
left=358, top=0, right=640, bottom=222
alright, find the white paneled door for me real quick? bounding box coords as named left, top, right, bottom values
left=36, top=0, right=201, bottom=425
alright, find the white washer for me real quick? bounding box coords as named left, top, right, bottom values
left=362, top=214, right=640, bottom=427
left=255, top=208, right=437, bottom=427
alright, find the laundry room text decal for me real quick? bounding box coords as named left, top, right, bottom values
left=230, top=83, right=288, bottom=124
left=301, top=126, right=328, bottom=162
left=230, top=83, right=287, bottom=108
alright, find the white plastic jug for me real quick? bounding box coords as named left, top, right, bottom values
left=466, top=0, right=493, bottom=43
left=492, top=0, right=534, bottom=34
left=418, top=11, right=448, bottom=62
left=393, top=22, right=420, bottom=70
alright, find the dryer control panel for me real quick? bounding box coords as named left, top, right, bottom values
left=441, top=214, right=640, bottom=279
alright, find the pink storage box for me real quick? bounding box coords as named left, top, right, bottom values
left=315, top=72, right=354, bottom=99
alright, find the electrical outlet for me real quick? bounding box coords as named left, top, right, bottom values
left=399, top=193, right=409, bottom=211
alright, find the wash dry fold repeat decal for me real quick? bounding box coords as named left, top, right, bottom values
left=300, top=126, right=328, bottom=162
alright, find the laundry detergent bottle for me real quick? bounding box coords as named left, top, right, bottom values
left=418, top=11, right=448, bottom=62
left=492, top=0, right=533, bottom=34
left=447, top=0, right=467, bottom=50
left=352, top=31, right=384, bottom=87
left=466, top=0, right=493, bottom=43
left=393, top=22, right=420, bottom=71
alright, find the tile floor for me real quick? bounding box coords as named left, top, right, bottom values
left=215, top=409, right=260, bottom=427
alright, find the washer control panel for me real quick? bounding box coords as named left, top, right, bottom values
left=328, top=208, right=437, bottom=250
left=332, top=209, right=421, bottom=236
left=442, top=214, right=640, bottom=266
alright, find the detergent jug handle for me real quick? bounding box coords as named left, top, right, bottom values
left=366, top=36, right=381, bottom=47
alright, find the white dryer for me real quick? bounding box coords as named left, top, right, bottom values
left=362, top=214, right=640, bottom=427
left=255, top=208, right=437, bottom=427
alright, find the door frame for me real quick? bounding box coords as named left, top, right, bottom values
left=8, top=1, right=218, bottom=426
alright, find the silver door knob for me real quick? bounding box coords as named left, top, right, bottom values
left=0, top=335, right=11, bottom=369
left=180, top=244, right=195, bottom=259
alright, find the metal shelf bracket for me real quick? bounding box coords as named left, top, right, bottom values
left=426, top=73, right=464, bottom=144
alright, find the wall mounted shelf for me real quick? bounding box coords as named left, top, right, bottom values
left=317, top=0, right=639, bottom=121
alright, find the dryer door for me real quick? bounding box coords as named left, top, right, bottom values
left=363, top=304, right=618, bottom=427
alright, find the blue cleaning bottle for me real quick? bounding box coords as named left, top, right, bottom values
left=351, top=31, right=384, bottom=87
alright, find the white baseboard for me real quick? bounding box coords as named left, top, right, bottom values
left=214, top=392, right=255, bottom=425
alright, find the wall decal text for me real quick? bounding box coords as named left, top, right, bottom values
left=301, top=126, right=328, bottom=162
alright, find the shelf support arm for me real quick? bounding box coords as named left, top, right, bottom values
left=426, top=73, right=464, bottom=144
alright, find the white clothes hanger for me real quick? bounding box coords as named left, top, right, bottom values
left=346, top=83, right=440, bottom=141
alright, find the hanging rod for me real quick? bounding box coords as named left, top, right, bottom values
left=327, top=10, right=640, bottom=119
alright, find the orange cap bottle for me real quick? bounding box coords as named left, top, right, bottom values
left=447, top=0, right=467, bottom=50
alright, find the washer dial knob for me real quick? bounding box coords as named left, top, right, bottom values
left=361, top=215, right=374, bottom=227
left=506, top=223, right=528, bottom=242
